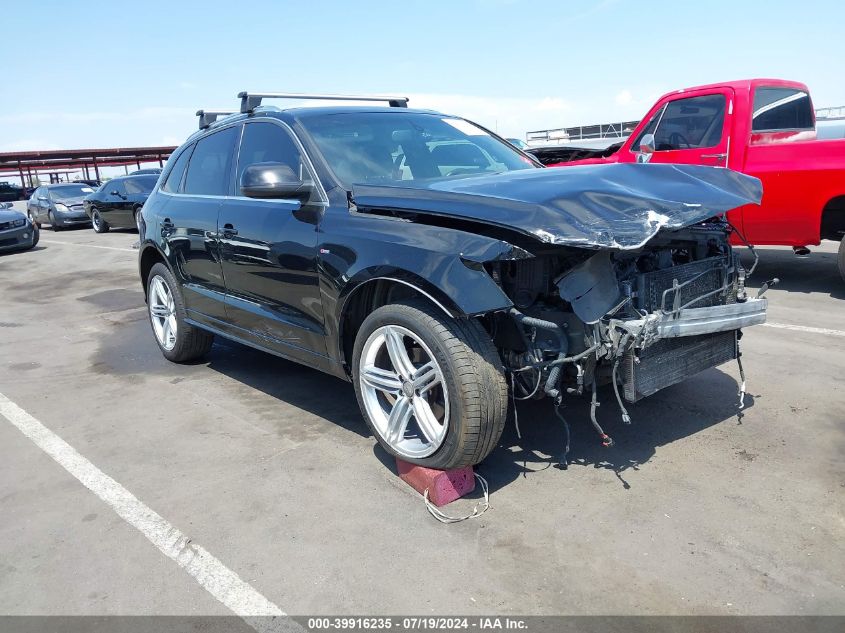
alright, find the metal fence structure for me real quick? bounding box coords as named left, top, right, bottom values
left=816, top=106, right=845, bottom=121
left=526, top=120, right=639, bottom=145
left=525, top=105, right=845, bottom=145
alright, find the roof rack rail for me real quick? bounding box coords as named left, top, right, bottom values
left=237, top=92, right=409, bottom=114
left=196, top=110, right=238, bottom=130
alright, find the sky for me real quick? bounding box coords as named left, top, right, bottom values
left=1, top=0, right=843, bottom=178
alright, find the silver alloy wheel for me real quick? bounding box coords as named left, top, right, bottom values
left=92, top=210, right=101, bottom=231
left=359, top=325, right=449, bottom=458
left=149, top=275, right=177, bottom=351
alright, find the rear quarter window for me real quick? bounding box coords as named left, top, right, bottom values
left=161, top=145, right=194, bottom=193
left=752, top=88, right=814, bottom=132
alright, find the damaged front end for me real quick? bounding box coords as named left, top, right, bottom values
left=351, top=163, right=768, bottom=463
left=486, top=218, right=766, bottom=462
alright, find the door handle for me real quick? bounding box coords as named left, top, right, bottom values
left=701, top=153, right=727, bottom=161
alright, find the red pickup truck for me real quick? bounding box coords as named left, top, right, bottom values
left=546, top=79, right=845, bottom=281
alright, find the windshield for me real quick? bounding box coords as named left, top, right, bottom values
left=299, top=112, right=537, bottom=187
left=50, top=184, right=94, bottom=201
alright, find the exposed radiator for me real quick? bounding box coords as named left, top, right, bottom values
left=622, top=331, right=738, bottom=402
left=635, top=256, right=735, bottom=312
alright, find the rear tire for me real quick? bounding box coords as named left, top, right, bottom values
left=133, top=206, right=143, bottom=233
left=91, top=208, right=109, bottom=233
left=838, top=238, right=845, bottom=283
left=352, top=300, right=508, bottom=469
left=146, top=263, right=214, bottom=362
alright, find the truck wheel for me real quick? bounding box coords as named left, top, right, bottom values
left=352, top=300, right=508, bottom=469
left=146, top=263, right=214, bottom=362
left=838, top=239, right=845, bottom=283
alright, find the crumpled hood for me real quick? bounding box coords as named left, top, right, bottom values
left=352, top=163, right=762, bottom=250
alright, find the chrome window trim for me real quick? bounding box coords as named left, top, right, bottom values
left=157, top=117, right=328, bottom=206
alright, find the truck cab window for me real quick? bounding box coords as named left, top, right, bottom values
left=752, top=88, right=813, bottom=132
left=633, top=94, right=726, bottom=151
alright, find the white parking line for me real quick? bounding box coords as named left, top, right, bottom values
left=0, top=391, right=291, bottom=631
left=763, top=322, right=845, bottom=338
left=40, top=239, right=135, bottom=253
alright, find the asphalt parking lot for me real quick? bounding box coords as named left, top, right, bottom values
left=1, top=208, right=843, bottom=618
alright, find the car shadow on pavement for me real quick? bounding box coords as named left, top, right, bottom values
left=480, top=368, right=754, bottom=492
left=192, top=336, right=751, bottom=492
left=205, top=339, right=370, bottom=439
left=740, top=244, right=844, bottom=299
left=0, top=245, right=46, bottom=256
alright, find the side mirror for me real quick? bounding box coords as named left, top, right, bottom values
left=110, top=190, right=120, bottom=196
left=637, top=133, right=656, bottom=163
left=240, top=162, right=311, bottom=201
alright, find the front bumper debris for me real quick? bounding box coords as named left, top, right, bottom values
left=620, top=298, right=768, bottom=342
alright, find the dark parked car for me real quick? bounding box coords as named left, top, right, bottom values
left=84, top=174, right=158, bottom=233
left=138, top=92, right=768, bottom=470
left=0, top=202, right=39, bottom=252
left=27, top=183, right=97, bottom=230
left=0, top=181, right=26, bottom=202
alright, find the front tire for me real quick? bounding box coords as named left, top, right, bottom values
left=28, top=224, right=39, bottom=250
left=91, top=207, right=109, bottom=233
left=48, top=212, right=61, bottom=232
left=352, top=300, right=508, bottom=469
left=146, top=263, right=214, bottom=362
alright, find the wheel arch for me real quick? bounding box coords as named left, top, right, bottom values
left=138, top=243, right=169, bottom=301
left=821, top=195, right=845, bottom=241
left=336, top=271, right=506, bottom=377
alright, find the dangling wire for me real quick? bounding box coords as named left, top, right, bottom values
left=590, top=380, right=614, bottom=447
left=553, top=398, right=571, bottom=470
left=736, top=349, right=747, bottom=410
left=509, top=372, right=522, bottom=440
left=612, top=358, right=632, bottom=425
left=424, top=473, right=489, bottom=524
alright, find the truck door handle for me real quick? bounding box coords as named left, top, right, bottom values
left=701, top=153, right=727, bottom=161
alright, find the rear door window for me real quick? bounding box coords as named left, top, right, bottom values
left=183, top=127, right=239, bottom=196
left=752, top=88, right=813, bottom=132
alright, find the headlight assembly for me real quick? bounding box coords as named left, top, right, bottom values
left=11, top=218, right=26, bottom=228
left=55, top=203, right=70, bottom=213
